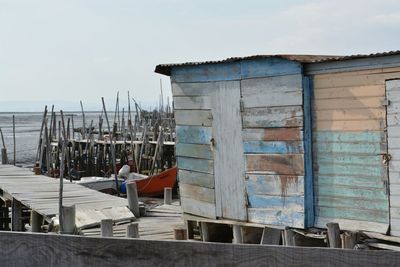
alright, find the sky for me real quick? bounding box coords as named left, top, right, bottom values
left=0, top=0, right=400, bottom=111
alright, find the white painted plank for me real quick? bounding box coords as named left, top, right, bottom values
left=315, top=217, right=389, bottom=234
left=211, top=81, right=247, bottom=220
left=179, top=183, right=215, bottom=203
left=241, top=74, right=302, bottom=96
left=180, top=196, right=216, bottom=219
left=242, top=91, right=302, bottom=108
left=172, top=82, right=216, bottom=96
left=173, top=96, right=212, bottom=110
left=242, top=106, right=303, bottom=128
left=174, top=110, right=212, bottom=126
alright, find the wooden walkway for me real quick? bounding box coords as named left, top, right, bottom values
left=0, top=164, right=135, bottom=229
left=82, top=200, right=183, bottom=240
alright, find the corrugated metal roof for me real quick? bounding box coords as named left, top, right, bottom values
left=155, top=50, right=400, bottom=76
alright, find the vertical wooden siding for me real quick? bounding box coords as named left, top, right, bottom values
left=242, top=72, right=306, bottom=228
left=386, top=79, right=400, bottom=236
left=312, top=68, right=400, bottom=233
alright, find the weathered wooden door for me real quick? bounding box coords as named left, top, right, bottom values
left=387, top=79, right=400, bottom=236
left=211, top=81, right=247, bottom=221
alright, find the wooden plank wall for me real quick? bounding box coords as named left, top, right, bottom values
left=241, top=67, right=306, bottom=228
left=3, top=231, right=400, bottom=267
left=386, top=79, right=400, bottom=236
left=312, top=67, right=400, bottom=233
left=174, top=79, right=248, bottom=220
left=173, top=82, right=217, bottom=219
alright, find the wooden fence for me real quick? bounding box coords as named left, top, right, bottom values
left=0, top=231, right=399, bottom=267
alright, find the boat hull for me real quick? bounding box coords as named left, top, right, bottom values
left=131, top=167, right=177, bottom=197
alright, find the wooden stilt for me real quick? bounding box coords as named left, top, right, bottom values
left=30, top=210, right=43, bottom=232
left=283, top=227, right=296, bottom=247
left=11, top=199, right=22, bottom=231
left=327, top=222, right=342, bottom=248
left=101, top=219, right=113, bottom=237
left=126, top=182, right=140, bottom=218
left=164, top=187, right=172, bottom=205
left=261, top=226, right=282, bottom=245
left=126, top=222, right=139, bottom=238
left=174, top=226, right=187, bottom=240
left=232, top=225, right=243, bottom=244
left=61, top=205, right=76, bottom=234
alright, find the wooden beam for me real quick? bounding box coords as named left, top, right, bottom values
left=2, top=231, right=400, bottom=266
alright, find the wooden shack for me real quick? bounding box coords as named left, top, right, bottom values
left=155, top=51, right=400, bottom=236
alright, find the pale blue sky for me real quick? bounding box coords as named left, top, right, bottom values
left=1, top=0, right=400, bottom=111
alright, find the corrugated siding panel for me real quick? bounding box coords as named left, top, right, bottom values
left=313, top=69, right=390, bottom=233
left=241, top=73, right=305, bottom=228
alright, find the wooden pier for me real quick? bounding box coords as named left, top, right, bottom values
left=0, top=164, right=134, bottom=230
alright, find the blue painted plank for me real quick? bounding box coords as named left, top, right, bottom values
left=171, top=62, right=241, bottom=83
left=317, top=175, right=386, bottom=189
left=241, top=58, right=302, bottom=79
left=314, top=131, right=383, bottom=143
left=303, top=76, right=314, bottom=228
left=248, top=208, right=304, bottom=228
left=176, top=143, right=213, bottom=159
left=177, top=157, right=214, bottom=174
left=305, top=54, right=400, bottom=75
left=243, top=141, right=303, bottom=154
left=315, top=163, right=385, bottom=177
left=247, top=195, right=304, bottom=210
left=245, top=175, right=304, bottom=196
left=316, top=206, right=389, bottom=224
left=178, top=169, right=214, bottom=188
left=317, top=196, right=388, bottom=211
left=315, top=142, right=383, bottom=154
left=176, top=126, right=212, bottom=145
left=316, top=154, right=381, bottom=166
left=316, top=185, right=388, bottom=200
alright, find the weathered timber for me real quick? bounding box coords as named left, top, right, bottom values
left=3, top=231, right=400, bottom=266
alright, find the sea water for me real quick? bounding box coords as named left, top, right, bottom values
left=0, top=111, right=117, bottom=167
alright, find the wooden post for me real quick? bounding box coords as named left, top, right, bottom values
left=126, top=182, right=140, bottom=218
left=12, top=115, right=16, bottom=165
left=101, top=219, right=113, bottom=237
left=164, top=187, right=172, bottom=205
left=101, top=97, right=119, bottom=196
left=186, top=220, right=195, bottom=240
left=342, top=231, right=358, bottom=249
left=261, top=226, right=282, bottom=245
left=0, top=128, right=7, bottom=164
left=11, top=198, right=22, bottom=231
left=232, top=225, right=243, bottom=244
left=174, top=226, right=187, bottom=240
left=35, top=106, right=48, bottom=168
left=1, top=148, right=7, bottom=164
left=61, top=205, right=76, bottom=234
left=126, top=222, right=139, bottom=238
left=200, top=222, right=210, bottom=242
left=327, top=222, right=342, bottom=248
left=283, top=227, right=296, bottom=247
left=30, top=210, right=43, bottom=232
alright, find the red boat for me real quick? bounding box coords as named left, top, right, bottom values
left=127, top=167, right=177, bottom=197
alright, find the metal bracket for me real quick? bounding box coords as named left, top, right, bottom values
left=381, top=99, right=390, bottom=106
